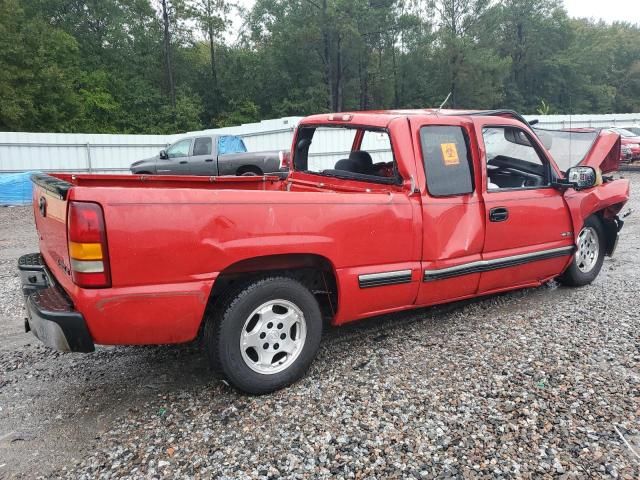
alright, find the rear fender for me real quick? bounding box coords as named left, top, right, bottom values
left=563, top=178, right=630, bottom=254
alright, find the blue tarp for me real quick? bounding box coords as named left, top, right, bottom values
left=218, top=135, right=247, bottom=155
left=0, top=172, right=35, bottom=206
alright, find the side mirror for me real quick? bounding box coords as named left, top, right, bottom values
left=159, top=149, right=168, bottom=160
left=566, top=166, right=597, bottom=190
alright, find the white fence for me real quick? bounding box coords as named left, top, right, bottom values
left=0, top=117, right=300, bottom=174
left=524, top=113, right=640, bottom=130
left=1, top=113, right=639, bottom=174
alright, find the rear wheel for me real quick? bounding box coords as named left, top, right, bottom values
left=204, top=276, right=323, bottom=394
left=237, top=166, right=263, bottom=176
left=558, top=215, right=605, bottom=287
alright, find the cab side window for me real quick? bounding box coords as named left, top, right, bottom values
left=218, top=136, right=247, bottom=155
left=193, top=137, right=212, bottom=156
left=483, top=127, right=549, bottom=190
left=167, top=139, right=191, bottom=158
left=420, top=126, right=473, bottom=196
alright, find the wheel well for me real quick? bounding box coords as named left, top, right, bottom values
left=204, top=254, right=338, bottom=326
left=236, top=165, right=263, bottom=175
left=592, top=209, right=622, bottom=256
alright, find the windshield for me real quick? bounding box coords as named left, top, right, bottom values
left=533, top=128, right=599, bottom=172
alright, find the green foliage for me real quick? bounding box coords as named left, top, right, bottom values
left=215, top=100, right=261, bottom=127
left=1, top=0, right=640, bottom=134
left=0, top=0, right=82, bottom=131
left=536, top=100, right=552, bottom=115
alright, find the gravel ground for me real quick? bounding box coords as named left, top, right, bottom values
left=1, top=174, right=639, bottom=479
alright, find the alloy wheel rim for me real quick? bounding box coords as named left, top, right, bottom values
left=575, top=226, right=599, bottom=273
left=239, top=299, right=307, bottom=375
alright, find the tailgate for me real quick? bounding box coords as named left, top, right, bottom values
left=31, top=173, right=73, bottom=284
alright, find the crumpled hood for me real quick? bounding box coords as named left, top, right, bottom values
left=579, top=130, right=621, bottom=174
left=540, top=127, right=623, bottom=174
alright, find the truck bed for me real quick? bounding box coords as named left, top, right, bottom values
left=38, top=173, right=285, bottom=197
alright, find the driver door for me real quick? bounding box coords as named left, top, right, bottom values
left=476, top=121, right=574, bottom=293
left=158, top=138, right=192, bottom=174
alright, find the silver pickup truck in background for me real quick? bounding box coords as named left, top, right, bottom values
left=130, top=134, right=288, bottom=176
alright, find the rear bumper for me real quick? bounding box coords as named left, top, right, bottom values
left=18, top=253, right=95, bottom=352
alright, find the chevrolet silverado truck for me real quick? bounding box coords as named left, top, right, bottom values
left=19, top=109, right=630, bottom=394
left=130, top=134, right=288, bottom=176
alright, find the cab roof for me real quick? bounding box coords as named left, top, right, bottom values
left=300, top=109, right=532, bottom=129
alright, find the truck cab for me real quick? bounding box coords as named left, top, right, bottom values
left=289, top=110, right=626, bottom=313
left=130, top=134, right=283, bottom=176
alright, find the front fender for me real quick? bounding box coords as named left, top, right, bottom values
left=130, top=159, right=158, bottom=174
left=563, top=178, right=630, bottom=243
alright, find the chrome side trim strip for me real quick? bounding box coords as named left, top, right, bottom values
left=424, top=246, right=574, bottom=282
left=359, top=269, right=412, bottom=289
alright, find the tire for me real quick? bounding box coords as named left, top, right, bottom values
left=558, top=215, right=606, bottom=287
left=238, top=167, right=262, bottom=176
left=204, top=276, right=323, bottom=394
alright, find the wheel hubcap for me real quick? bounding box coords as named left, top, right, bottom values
left=239, top=299, right=307, bottom=375
left=575, top=226, right=599, bottom=273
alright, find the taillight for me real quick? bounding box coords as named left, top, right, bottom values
left=67, top=201, right=111, bottom=288
left=279, top=150, right=291, bottom=170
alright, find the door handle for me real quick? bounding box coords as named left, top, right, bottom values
left=205, top=159, right=213, bottom=162
left=489, top=207, right=509, bottom=222
left=179, top=160, right=188, bottom=164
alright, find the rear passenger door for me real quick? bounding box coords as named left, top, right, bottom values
left=410, top=118, right=486, bottom=306
left=189, top=136, right=217, bottom=175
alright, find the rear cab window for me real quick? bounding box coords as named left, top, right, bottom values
left=218, top=136, right=247, bottom=155
left=419, top=126, right=474, bottom=196
left=293, top=125, right=400, bottom=184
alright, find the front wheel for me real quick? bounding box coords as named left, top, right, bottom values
left=204, top=276, right=323, bottom=394
left=558, top=215, right=605, bottom=287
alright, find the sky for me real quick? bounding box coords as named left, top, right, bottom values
left=233, top=0, right=640, bottom=26
left=563, top=0, right=640, bottom=25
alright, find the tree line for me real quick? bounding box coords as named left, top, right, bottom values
left=1, top=0, right=640, bottom=134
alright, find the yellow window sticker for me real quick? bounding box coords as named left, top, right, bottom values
left=441, top=143, right=460, bottom=166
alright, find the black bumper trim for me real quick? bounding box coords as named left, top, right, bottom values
left=18, top=253, right=49, bottom=295
left=19, top=253, right=95, bottom=353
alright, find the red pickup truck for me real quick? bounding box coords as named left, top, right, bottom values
left=19, top=110, right=629, bottom=394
